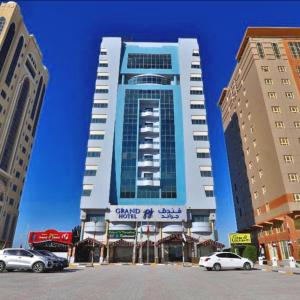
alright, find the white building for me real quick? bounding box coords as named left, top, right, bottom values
left=78, top=38, right=220, bottom=263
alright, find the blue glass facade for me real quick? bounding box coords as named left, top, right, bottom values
left=112, top=44, right=186, bottom=205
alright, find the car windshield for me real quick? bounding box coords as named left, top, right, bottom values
left=207, top=252, right=217, bottom=257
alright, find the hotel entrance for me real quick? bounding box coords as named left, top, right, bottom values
left=168, top=243, right=182, bottom=262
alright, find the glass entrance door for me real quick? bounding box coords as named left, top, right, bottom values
left=168, top=243, right=182, bottom=262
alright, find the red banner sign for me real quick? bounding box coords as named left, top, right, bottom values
left=28, top=229, right=72, bottom=245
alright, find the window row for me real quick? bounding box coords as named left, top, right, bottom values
left=271, top=105, right=299, bottom=113
left=275, top=121, right=300, bottom=128
left=267, top=91, right=295, bottom=99
left=261, top=65, right=287, bottom=72
left=264, top=78, right=292, bottom=85
left=256, top=42, right=281, bottom=59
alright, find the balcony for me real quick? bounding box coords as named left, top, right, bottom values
left=84, top=221, right=106, bottom=233
left=140, top=125, right=159, bottom=135
left=137, top=178, right=160, bottom=187
left=138, top=159, right=160, bottom=168
left=139, top=142, right=160, bottom=150
left=140, top=111, right=159, bottom=119
left=191, top=221, right=211, bottom=233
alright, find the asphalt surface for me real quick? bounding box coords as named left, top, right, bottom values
left=0, top=265, right=299, bottom=300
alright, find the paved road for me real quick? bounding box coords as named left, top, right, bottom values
left=0, top=265, right=299, bottom=300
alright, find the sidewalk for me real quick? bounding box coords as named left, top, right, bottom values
left=255, top=263, right=300, bottom=275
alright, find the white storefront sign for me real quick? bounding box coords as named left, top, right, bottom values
left=108, top=206, right=186, bottom=222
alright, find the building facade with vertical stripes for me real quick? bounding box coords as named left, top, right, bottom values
left=0, top=2, right=48, bottom=247
left=219, top=28, right=300, bottom=260
left=79, top=38, right=218, bottom=263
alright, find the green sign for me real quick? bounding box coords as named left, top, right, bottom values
left=109, top=230, right=136, bottom=239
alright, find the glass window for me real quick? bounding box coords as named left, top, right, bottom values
left=191, top=104, right=205, bottom=109
left=256, top=42, right=265, bottom=58
left=192, top=215, right=209, bottom=222
left=87, top=151, right=101, bottom=157
left=30, top=76, right=43, bottom=120
left=0, top=78, right=30, bottom=171
left=25, top=59, right=36, bottom=79
left=288, top=42, right=300, bottom=59
left=82, top=189, right=92, bottom=196
left=86, top=214, right=105, bottom=222
left=294, top=218, right=300, bottom=230
left=127, top=54, right=172, bottom=69
left=0, top=23, right=15, bottom=75
left=95, top=87, right=108, bottom=94
left=5, top=36, right=24, bottom=86
left=271, top=43, right=281, bottom=59
left=4, top=249, right=18, bottom=256
left=84, top=169, right=97, bottom=176
left=0, top=16, right=5, bottom=34
left=216, top=253, right=227, bottom=258
left=197, top=152, right=210, bottom=159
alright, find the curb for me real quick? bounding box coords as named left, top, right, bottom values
left=258, top=267, right=300, bottom=276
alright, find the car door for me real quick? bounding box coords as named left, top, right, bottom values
left=215, top=253, right=229, bottom=268
left=16, top=250, right=34, bottom=268
left=227, top=253, right=243, bottom=268
left=3, top=250, right=19, bottom=267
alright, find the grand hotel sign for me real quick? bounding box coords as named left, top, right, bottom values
left=109, top=206, right=186, bottom=222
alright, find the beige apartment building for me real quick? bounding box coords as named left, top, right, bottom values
left=0, top=2, right=48, bottom=248
left=219, top=28, right=300, bottom=261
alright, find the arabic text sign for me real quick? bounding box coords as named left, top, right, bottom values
left=109, top=206, right=186, bottom=222
left=229, top=233, right=251, bottom=245
left=28, top=229, right=73, bottom=245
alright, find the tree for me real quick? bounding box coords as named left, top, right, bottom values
left=72, top=225, right=81, bottom=244
left=242, top=245, right=257, bottom=262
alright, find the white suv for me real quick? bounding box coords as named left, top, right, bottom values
left=199, top=252, right=254, bottom=271
left=0, top=248, right=54, bottom=273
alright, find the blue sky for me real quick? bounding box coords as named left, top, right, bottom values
left=14, top=1, right=300, bottom=247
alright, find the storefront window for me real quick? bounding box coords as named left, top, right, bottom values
left=294, top=218, right=300, bottom=230
left=279, top=241, right=290, bottom=259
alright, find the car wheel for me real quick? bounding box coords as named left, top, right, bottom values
left=206, top=267, right=212, bottom=271
left=213, top=263, right=221, bottom=271
left=0, top=261, right=6, bottom=272
left=243, top=262, right=251, bottom=270
left=32, top=262, right=45, bottom=273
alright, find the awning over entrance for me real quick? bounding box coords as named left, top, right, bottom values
left=31, top=241, right=69, bottom=252
left=110, top=239, right=134, bottom=247
left=138, top=240, right=155, bottom=247
left=156, top=233, right=198, bottom=246
left=76, top=238, right=103, bottom=247
left=198, top=239, right=225, bottom=249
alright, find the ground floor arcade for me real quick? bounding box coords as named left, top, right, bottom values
left=74, top=234, right=224, bottom=264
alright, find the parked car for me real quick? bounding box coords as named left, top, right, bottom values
left=28, top=250, right=63, bottom=271
left=0, top=248, right=54, bottom=273
left=199, top=252, right=254, bottom=271
left=36, top=250, right=69, bottom=270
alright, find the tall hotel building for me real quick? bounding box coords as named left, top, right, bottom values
left=79, top=38, right=218, bottom=263
left=219, top=28, right=300, bottom=260
left=0, top=2, right=48, bottom=247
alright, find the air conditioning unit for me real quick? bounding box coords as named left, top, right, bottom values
left=80, top=211, right=87, bottom=221
left=209, top=213, right=216, bottom=221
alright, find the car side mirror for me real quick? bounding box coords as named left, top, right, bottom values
left=30, top=254, right=34, bottom=257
